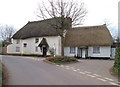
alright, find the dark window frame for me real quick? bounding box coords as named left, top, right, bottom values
left=70, top=47, right=76, bottom=54
left=35, top=38, right=39, bottom=43
left=16, top=40, right=20, bottom=44
left=35, top=46, right=38, bottom=52
left=23, top=43, right=27, bottom=47
left=16, top=47, right=20, bottom=52
left=93, top=47, right=100, bottom=54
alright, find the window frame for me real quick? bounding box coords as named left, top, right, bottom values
left=16, top=47, right=20, bottom=52
left=35, top=46, right=38, bottom=52
left=70, top=47, right=76, bottom=54
left=16, top=40, right=20, bottom=44
left=93, top=46, right=100, bottom=54
left=35, top=38, right=39, bottom=43
left=23, top=43, right=27, bottom=47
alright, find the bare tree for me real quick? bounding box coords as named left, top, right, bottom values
left=103, top=18, right=112, bottom=27
left=36, top=0, right=87, bottom=56
left=0, top=25, right=16, bottom=42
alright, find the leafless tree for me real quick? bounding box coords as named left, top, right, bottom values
left=103, top=18, right=112, bottom=27
left=0, top=25, right=16, bottom=42
left=36, top=0, right=87, bottom=56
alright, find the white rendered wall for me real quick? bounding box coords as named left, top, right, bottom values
left=88, top=46, right=111, bottom=57
left=7, top=36, right=61, bottom=56
left=64, top=46, right=111, bottom=58
left=64, top=47, right=76, bottom=57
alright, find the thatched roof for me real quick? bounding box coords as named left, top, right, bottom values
left=64, top=25, right=113, bottom=46
left=12, top=20, right=58, bottom=39
left=12, top=17, right=113, bottom=46
left=12, top=17, right=71, bottom=39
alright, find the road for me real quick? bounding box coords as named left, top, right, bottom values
left=2, top=55, right=119, bottom=85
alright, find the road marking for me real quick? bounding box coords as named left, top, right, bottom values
left=66, top=68, right=70, bottom=70
left=104, top=77, right=114, bottom=81
left=84, top=71, right=91, bottom=73
left=93, top=74, right=102, bottom=77
left=70, top=67, right=75, bottom=69
left=60, top=65, right=64, bottom=67
left=86, top=74, right=95, bottom=77
left=109, top=82, right=118, bottom=85
left=79, top=72, right=86, bottom=74
left=65, top=66, right=70, bottom=67
left=73, top=70, right=77, bottom=72
left=97, top=78, right=107, bottom=82
left=76, top=69, right=80, bottom=71
left=56, top=65, right=60, bottom=66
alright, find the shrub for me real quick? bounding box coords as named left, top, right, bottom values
left=114, top=47, right=120, bottom=74
left=49, top=48, right=55, bottom=56
left=46, top=56, right=78, bottom=64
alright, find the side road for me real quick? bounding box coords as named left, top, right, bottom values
left=2, top=55, right=119, bottom=85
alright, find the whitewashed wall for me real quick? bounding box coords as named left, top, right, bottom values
left=7, top=36, right=61, bottom=56
left=64, top=47, right=77, bottom=57
left=88, top=46, right=111, bottom=57
left=7, top=39, right=22, bottom=54
left=64, top=46, right=111, bottom=58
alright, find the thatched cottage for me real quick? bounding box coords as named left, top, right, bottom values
left=7, top=18, right=113, bottom=58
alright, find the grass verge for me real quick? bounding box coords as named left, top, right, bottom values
left=2, top=64, right=9, bottom=85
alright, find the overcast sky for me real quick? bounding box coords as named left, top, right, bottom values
left=0, top=0, right=119, bottom=38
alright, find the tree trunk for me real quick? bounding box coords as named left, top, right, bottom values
left=61, top=36, right=64, bottom=56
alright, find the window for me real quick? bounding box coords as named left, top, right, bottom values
left=35, top=46, right=38, bottom=52
left=23, top=43, right=27, bottom=47
left=16, top=40, right=20, bottom=44
left=93, top=47, right=100, bottom=54
left=70, top=47, right=75, bottom=53
left=16, top=47, right=20, bottom=52
left=35, top=38, right=39, bottom=43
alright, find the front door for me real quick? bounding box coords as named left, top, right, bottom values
left=77, top=47, right=88, bottom=58
left=43, top=47, right=47, bottom=56
left=77, top=47, right=82, bottom=58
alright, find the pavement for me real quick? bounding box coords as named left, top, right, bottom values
left=2, top=55, right=119, bottom=85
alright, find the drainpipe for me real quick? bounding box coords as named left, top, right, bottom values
left=53, top=43, right=56, bottom=57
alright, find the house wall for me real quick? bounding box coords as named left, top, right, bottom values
left=88, top=46, right=111, bottom=58
left=7, top=36, right=61, bottom=56
left=64, top=47, right=77, bottom=57
left=64, top=46, right=111, bottom=58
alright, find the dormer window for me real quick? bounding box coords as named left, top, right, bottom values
left=35, top=38, right=39, bottom=43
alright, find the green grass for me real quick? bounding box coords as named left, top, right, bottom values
left=46, top=56, right=78, bottom=64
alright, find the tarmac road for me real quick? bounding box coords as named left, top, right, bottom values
left=2, top=55, right=119, bottom=85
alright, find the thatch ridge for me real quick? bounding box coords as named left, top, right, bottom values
left=64, top=25, right=113, bottom=46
